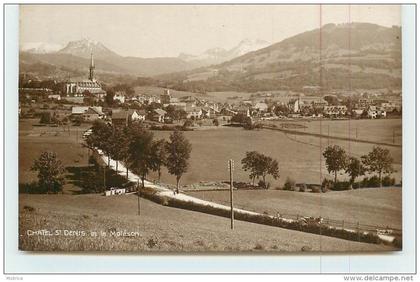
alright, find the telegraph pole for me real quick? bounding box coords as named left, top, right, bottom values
left=327, top=124, right=330, bottom=146
left=393, top=129, right=395, bottom=144
left=228, top=159, right=234, bottom=230
left=137, top=178, right=140, bottom=216
left=103, top=165, right=106, bottom=191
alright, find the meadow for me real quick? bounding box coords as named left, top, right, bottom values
left=18, top=117, right=402, bottom=252
left=151, top=120, right=402, bottom=189
left=19, top=193, right=396, bottom=252
left=263, top=118, right=402, bottom=146
left=186, top=188, right=402, bottom=230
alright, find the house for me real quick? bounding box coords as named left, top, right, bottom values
left=152, top=109, right=167, bottom=123
left=288, top=99, right=302, bottom=113
left=48, top=94, right=61, bottom=101
left=186, top=107, right=202, bottom=119
left=71, top=106, right=104, bottom=121
left=71, top=106, right=89, bottom=116
left=352, top=108, right=364, bottom=118
left=357, top=98, right=372, bottom=109
left=323, top=105, right=347, bottom=117
left=113, top=92, right=126, bottom=104
left=166, top=102, right=187, bottom=111
left=160, top=89, right=171, bottom=104
left=83, top=107, right=102, bottom=122
left=201, top=106, right=219, bottom=118
left=367, top=106, right=386, bottom=119
left=235, top=106, right=250, bottom=117
left=104, top=187, right=126, bottom=196
left=253, top=102, right=268, bottom=112
left=312, top=99, right=328, bottom=110
left=134, top=109, right=146, bottom=121
left=112, top=110, right=130, bottom=126
left=220, top=107, right=236, bottom=116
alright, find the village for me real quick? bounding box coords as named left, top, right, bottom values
left=17, top=53, right=404, bottom=128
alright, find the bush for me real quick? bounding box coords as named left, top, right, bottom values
left=183, top=119, right=194, bottom=128
left=321, top=178, right=334, bottom=191
left=332, top=181, right=351, bottom=191
left=382, top=176, right=395, bottom=187
left=367, top=176, right=381, bottom=187
left=258, top=180, right=270, bottom=189
left=299, top=183, right=307, bottom=192
left=283, top=177, right=296, bottom=191
left=310, top=186, right=321, bottom=193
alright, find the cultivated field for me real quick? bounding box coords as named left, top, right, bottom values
left=19, top=193, right=396, bottom=252
left=186, top=188, right=402, bottom=230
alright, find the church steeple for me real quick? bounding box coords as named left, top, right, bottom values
left=89, top=52, right=95, bottom=81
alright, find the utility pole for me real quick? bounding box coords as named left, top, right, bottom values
left=137, top=178, right=140, bottom=216
left=228, top=159, right=234, bottom=230
left=393, top=129, right=395, bottom=144
left=103, top=165, right=106, bottom=191
left=327, top=124, right=330, bottom=146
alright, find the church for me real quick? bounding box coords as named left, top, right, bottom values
left=64, top=53, right=106, bottom=99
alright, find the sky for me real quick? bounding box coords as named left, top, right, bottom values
left=20, top=5, right=401, bottom=58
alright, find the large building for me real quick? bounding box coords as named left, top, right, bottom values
left=64, top=53, right=106, bottom=98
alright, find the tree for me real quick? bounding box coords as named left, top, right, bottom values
left=231, top=113, right=251, bottom=124
left=165, top=130, right=192, bottom=193
left=241, top=151, right=279, bottom=188
left=86, top=120, right=113, bottom=167
left=323, top=145, right=347, bottom=184
left=31, top=151, right=65, bottom=193
left=105, top=90, right=115, bottom=106
left=127, top=128, right=154, bottom=189
left=361, top=146, right=394, bottom=187
left=150, top=139, right=167, bottom=182
left=274, top=104, right=290, bottom=116
left=241, top=151, right=260, bottom=185
left=39, top=112, right=52, bottom=124
left=109, top=126, right=127, bottom=174
left=345, top=156, right=365, bottom=185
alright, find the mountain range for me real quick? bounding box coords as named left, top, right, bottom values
left=20, top=22, right=401, bottom=91
left=178, top=39, right=271, bottom=66
left=160, top=23, right=402, bottom=92
left=19, top=37, right=270, bottom=79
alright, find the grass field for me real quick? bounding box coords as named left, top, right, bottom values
left=186, top=188, right=402, bottom=230
left=263, top=118, right=402, bottom=146
left=19, top=193, right=396, bottom=252
left=134, top=86, right=209, bottom=100
left=151, top=123, right=402, bottom=188
left=18, top=118, right=401, bottom=252
left=19, top=119, right=91, bottom=189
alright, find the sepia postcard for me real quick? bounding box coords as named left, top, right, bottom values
left=18, top=4, right=403, bottom=253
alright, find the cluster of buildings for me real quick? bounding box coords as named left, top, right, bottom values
left=19, top=53, right=402, bottom=126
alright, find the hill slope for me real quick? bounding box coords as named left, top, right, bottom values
left=161, top=23, right=402, bottom=92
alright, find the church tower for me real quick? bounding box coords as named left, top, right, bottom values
left=89, top=52, right=95, bottom=81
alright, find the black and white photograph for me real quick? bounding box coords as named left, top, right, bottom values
left=16, top=4, right=404, bottom=254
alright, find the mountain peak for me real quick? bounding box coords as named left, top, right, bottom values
left=20, top=42, right=64, bottom=54
left=58, top=38, right=120, bottom=59
left=178, top=38, right=270, bottom=65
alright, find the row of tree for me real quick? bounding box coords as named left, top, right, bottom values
left=323, top=145, right=394, bottom=187
left=86, top=121, right=192, bottom=193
